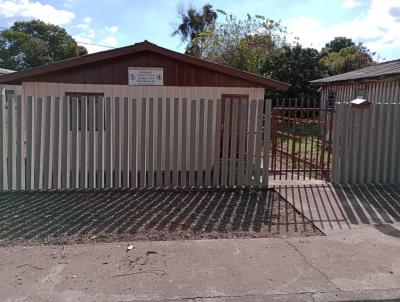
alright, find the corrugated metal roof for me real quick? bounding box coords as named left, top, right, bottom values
left=310, top=59, right=400, bottom=84
left=0, top=68, right=14, bottom=75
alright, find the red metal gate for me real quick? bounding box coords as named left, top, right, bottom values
left=270, top=99, right=334, bottom=181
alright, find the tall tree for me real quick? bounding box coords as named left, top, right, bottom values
left=320, top=37, right=375, bottom=75
left=0, top=20, right=87, bottom=71
left=264, top=44, right=327, bottom=97
left=199, top=13, right=287, bottom=74
left=172, top=3, right=217, bottom=57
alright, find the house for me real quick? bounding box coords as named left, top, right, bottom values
left=0, top=40, right=288, bottom=102
left=0, top=67, right=17, bottom=97
left=311, top=59, right=400, bottom=107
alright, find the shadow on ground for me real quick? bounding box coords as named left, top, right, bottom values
left=0, top=188, right=321, bottom=246
left=275, top=183, right=400, bottom=232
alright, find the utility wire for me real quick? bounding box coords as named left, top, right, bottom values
left=0, top=25, right=117, bottom=49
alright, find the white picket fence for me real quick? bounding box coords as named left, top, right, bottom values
left=332, top=103, right=400, bottom=184
left=0, top=95, right=271, bottom=190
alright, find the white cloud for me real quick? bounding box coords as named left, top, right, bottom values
left=76, top=16, right=95, bottom=39
left=341, top=0, right=362, bottom=8
left=99, top=36, right=117, bottom=46
left=284, top=0, right=400, bottom=59
left=105, top=25, right=118, bottom=33
left=0, top=0, right=75, bottom=25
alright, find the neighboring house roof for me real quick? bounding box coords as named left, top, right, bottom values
left=0, top=68, right=15, bottom=75
left=310, top=59, right=400, bottom=84
left=0, top=41, right=289, bottom=90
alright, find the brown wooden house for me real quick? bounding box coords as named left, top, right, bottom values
left=0, top=40, right=289, bottom=101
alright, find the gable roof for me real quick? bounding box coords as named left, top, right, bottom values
left=311, top=59, right=400, bottom=84
left=0, top=41, right=289, bottom=90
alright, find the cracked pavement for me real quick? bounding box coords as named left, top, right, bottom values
left=1, top=222, right=400, bottom=302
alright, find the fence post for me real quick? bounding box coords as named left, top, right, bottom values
left=262, top=99, right=271, bottom=187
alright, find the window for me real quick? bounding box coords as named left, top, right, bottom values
left=327, top=90, right=336, bottom=108
left=65, top=92, right=105, bottom=131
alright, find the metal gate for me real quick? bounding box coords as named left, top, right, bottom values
left=270, top=99, right=334, bottom=181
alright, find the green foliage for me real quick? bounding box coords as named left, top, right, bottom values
left=172, top=3, right=217, bottom=57
left=264, top=44, right=327, bottom=97
left=199, top=12, right=286, bottom=74
left=0, top=20, right=87, bottom=71
left=320, top=39, right=375, bottom=76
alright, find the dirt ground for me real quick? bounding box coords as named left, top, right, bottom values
left=0, top=188, right=322, bottom=247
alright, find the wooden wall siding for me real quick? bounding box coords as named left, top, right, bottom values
left=332, top=103, right=400, bottom=184
left=321, top=80, right=400, bottom=107
left=19, top=51, right=272, bottom=88
left=22, top=83, right=265, bottom=103
left=0, top=95, right=271, bottom=190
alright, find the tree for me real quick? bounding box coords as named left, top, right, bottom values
left=172, top=3, right=217, bottom=57
left=264, top=44, right=327, bottom=97
left=321, top=37, right=354, bottom=53
left=0, top=20, right=87, bottom=71
left=199, top=13, right=287, bottom=74
left=320, top=37, right=375, bottom=75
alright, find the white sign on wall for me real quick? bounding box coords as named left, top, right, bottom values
left=128, top=67, right=164, bottom=86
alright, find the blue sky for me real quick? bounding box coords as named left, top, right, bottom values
left=0, top=0, right=399, bottom=60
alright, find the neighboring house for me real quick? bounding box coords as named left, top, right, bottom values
left=0, top=68, right=19, bottom=97
left=0, top=40, right=288, bottom=102
left=311, top=59, right=400, bottom=108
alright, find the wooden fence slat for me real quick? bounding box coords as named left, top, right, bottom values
left=212, top=99, right=222, bottom=186
left=383, top=104, right=392, bottom=183
left=16, top=95, right=24, bottom=190
left=156, top=98, right=163, bottom=187
left=246, top=100, right=257, bottom=186
left=147, top=98, right=154, bottom=187
left=229, top=98, right=239, bottom=186
left=262, top=99, right=271, bottom=186
left=43, top=96, right=52, bottom=189
left=61, top=96, right=70, bottom=189
left=130, top=98, right=137, bottom=187
left=172, top=98, right=179, bottom=186
left=180, top=99, right=187, bottom=186
left=105, top=97, right=113, bottom=188
left=7, top=95, right=16, bottom=190
left=53, top=97, right=61, bottom=189
left=138, top=98, right=146, bottom=187
left=197, top=99, right=205, bottom=186
left=114, top=97, right=121, bottom=187
left=204, top=99, right=213, bottom=186
left=122, top=97, right=129, bottom=187
left=71, top=97, right=79, bottom=188
left=80, top=96, right=88, bottom=188
left=221, top=99, right=231, bottom=186
left=188, top=99, right=197, bottom=186
left=33, top=98, right=43, bottom=190
left=163, top=98, right=171, bottom=186
left=97, top=97, right=104, bottom=187
left=0, top=96, right=5, bottom=190
left=253, top=99, right=263, bottom=186
left=237, top=99, right=249, bottom=186
left=88, top=96, right=96, bottom=188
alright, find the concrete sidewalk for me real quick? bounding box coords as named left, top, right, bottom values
left=273, top=182, right=400, bottom=234
left=1, top=223, right=400, bottom=302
